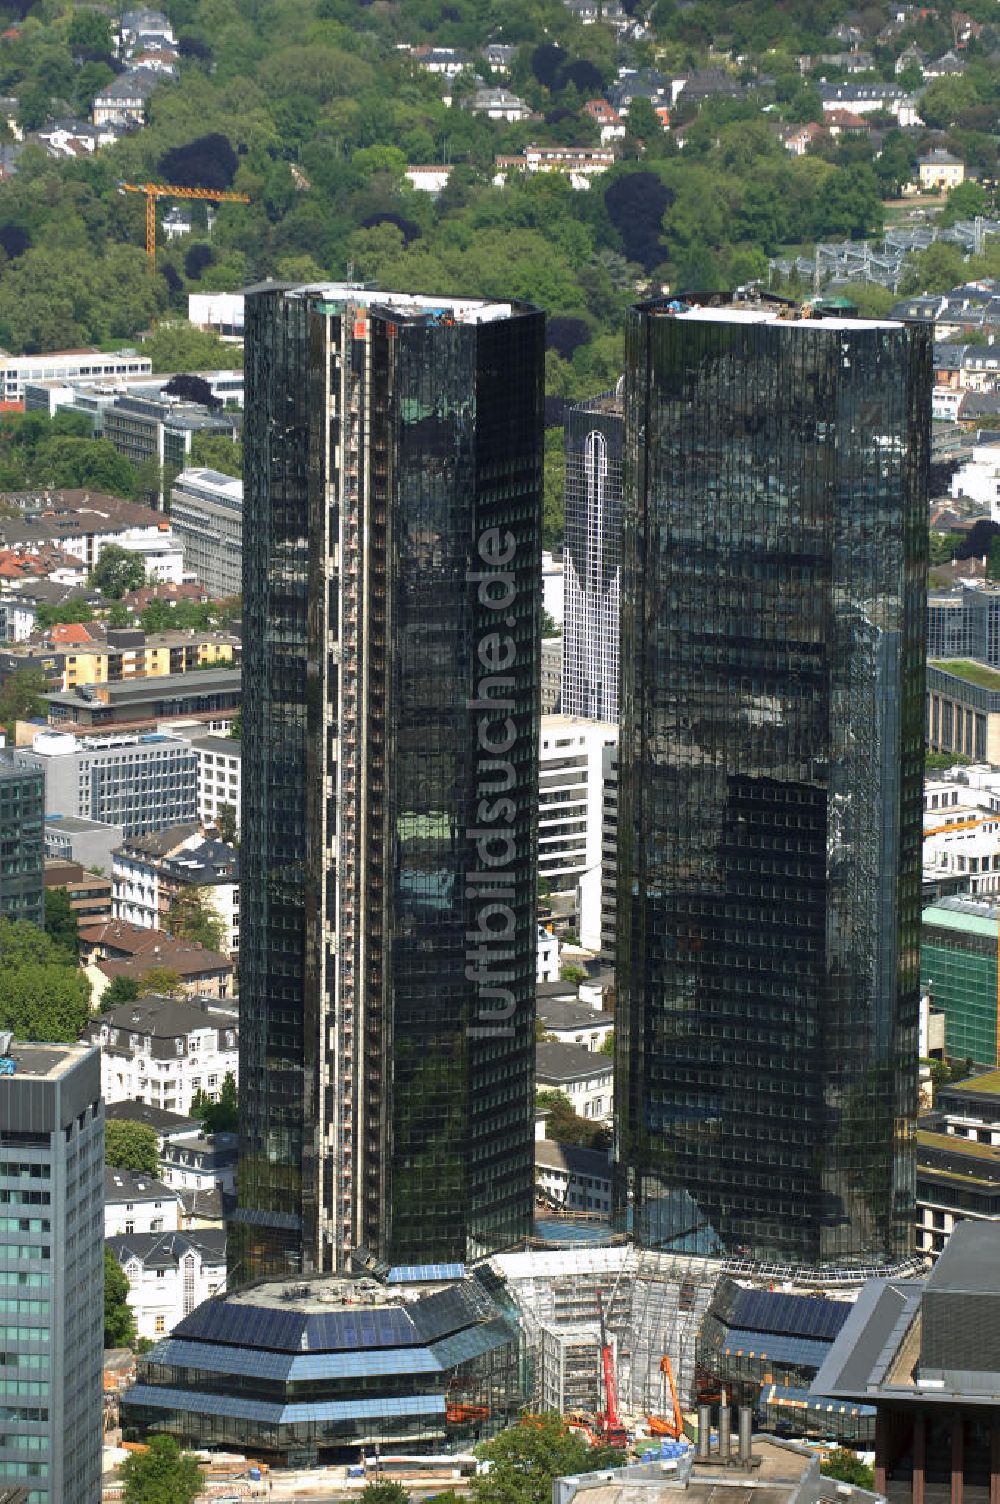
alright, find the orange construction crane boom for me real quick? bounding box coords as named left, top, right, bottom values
left=648, top=1355, right=683, bottom=1439
left=118, top=181, right=250, bottom=269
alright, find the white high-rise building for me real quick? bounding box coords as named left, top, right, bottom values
left=562, top=392, right=623, bottom=724
left=539, top=715, right=617, bottom=952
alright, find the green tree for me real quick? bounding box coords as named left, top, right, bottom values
left=360, top=1484, right=409, bottom=1504
left=122, top=1434, right=203, bottom=1504
left=988, top=537, right=1000, bottom=582
left=939, top=179, right=987, bottom=227
left=105, top=1120, right=160, bottom=1176
left=166, top=886, right=226, bottom=952
left=142, top=323, right=243, bottom=374
left=0, top=664, right=49, bottom=725
left=34, top=600, right=94, bottom=631
left=34, top=437, right=138, bottom=496
left=104, top=1246, right=135, bottom=1349
left=0, top=918, right=91, bottom=1041
left=216, top=803, right=238, bottom=845
left=89, top=545, right=147, bottom=600
left=535, top=1090, right=610, bottom=1151
left=473, top=1413, right=622, bottom=1504
left=560, top=964, right=587, bottom=983
left=189, top=430, right=243, bottom=477
left=543, top=428, right=565, bottom=550
left=101, top=975, right=140, bottom=1011
left=43, top=886, right=79, bottom=960
left=228, top=711, right=241, bottom=739
left=821, top=1453, right=875, bottom=1491
left=136, top=966, right=185, bottom=998
left=191, top=1070, right=238, bottom=1133
left=599, top=1030, right=614, bottom=1057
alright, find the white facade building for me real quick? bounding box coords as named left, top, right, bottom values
left=18, top=729, right=198, bottom=838
left=86, top=996, right=239, bottom=1118
left=537, top=925, right=560, bottom=982
left=187, top=293, right=245, bottom=341
left=108, top=1228, right=226, bottom=1340
left=113, top=824, right=240, bottom=959
left=104, top=1167, right=183, bottom=1238
left=536, top=1041, right=614, bottom=1122
left=190, top=733, right=242, bottom=831
left=539, top=715, right=618, bottom=952
left=950, top=438, right=1000, bottom=519
left=534, top=1140, right=612, bottom=1215
left=0, top=348, right=151, bottom=404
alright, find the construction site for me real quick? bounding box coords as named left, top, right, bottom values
left=488, top=1245, right=921, bottom=1449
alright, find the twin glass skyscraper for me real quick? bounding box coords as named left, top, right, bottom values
left=615, top=296, right=929, bottom=1268
left=238, top=283, right=928, bottom=1281
left=234, top=285, right=543, bottom=1281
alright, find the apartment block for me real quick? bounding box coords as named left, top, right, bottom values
left=539, top=715, right=618, bottom=952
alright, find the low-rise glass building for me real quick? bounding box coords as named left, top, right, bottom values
left=120, top=1266, right=524, bottom=1464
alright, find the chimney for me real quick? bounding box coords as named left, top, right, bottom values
left=738, top=1406, right=753, bottom=1464
left=697, top=1406, right=711, bottom=1459
left=718, top=1390, right=731, bottom=1462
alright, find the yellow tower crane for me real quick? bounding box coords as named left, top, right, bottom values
left=118, top=181, right=251, bottom=271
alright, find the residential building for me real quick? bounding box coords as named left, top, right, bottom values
left=494, top=144, right=617, bottom=190
left=616, top=292, right=929, bottom=1266
left=107, top=1228, right=226, bottom=1341
left=91, top=69, right=157, bottom=126
left=12, top=625, right=238, bottom=696
left=926, top=660, right=1000, bottom=762
left=236, top=282, right=543, bottom=1280
left=160, top=1130, right=237, bottom=1195
left=537, top=996, right=614, bottom=1051
left=537, top=925, right=560, bottom=983
left=190, top=734, right=241, bottom=833
left=539, top=716, right=618, bottom=952
left=466, top=86, right=532, bottom=120
left=168, top=467, right=242, bottom=599
left=0, top=754, right=42, bottom=924
left=562, top=391, right=623, bottom=724
left=18, top=730, right=198, bottom=838
left=86, top=994, right=238, bottom=1117
left=404, top=164, right=453, bottom=193
left=121, top=1267, right=524, bottom=1462
left=45, top=668, right=240, bottom=736
left=811, top=1220, right=1000, bottom=1504
left=0, top=1039, right=103, bottom=1504
left=536, top=1040, right=613, bottom=1122
left=818, top=81, right=921, bottom=123
left=948, top=435, right=1000, bottom=517
left=0, top=491, right=180, bottom=579
left=43, top=858, right=112, bottom=924
left=534, top=1139, right=612, bottom=1215
left=103, top=1168, right=182, bottom=1238
left=599, top=741, right=617, bottom=961
left=43, top=813, right=122, bottom=873
left=921, top=896, right=1000, bottom=1067
left=112, top=824, right=239, bottom=958
left=0, top=349, right=150, bottom=406
left=583, top=99, right=626, bottom=144
left=79, top=919, right=233, bottom=1000
left=919, top=149, right=965, bottom=190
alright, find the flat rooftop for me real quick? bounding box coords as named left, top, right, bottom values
left=231, top=1270, right=457, bottom=1313
left=930, top=659, right=1000, bottom=690
left=279, top=282, right=521, bottom=324
left=646, top=292, right=903, bottom=331
left=4, top=1038, right=95, bottom=1079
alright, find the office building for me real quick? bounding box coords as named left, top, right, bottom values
left=0, top=1038, right=103, bottom=1504
left=562, top=392, right=623, bottom=723
left=812, top=1220, right=1000, bottom=1504
left=927, top=582, right=1000, bottom=665
left=538, top=715, right=617, bottom=952
left=42, top=813, right=123, bottom=873
left=169, top=468, right=243, bottom=599
left=42, top=859, right=112, bottom=925
left=121, top=1265, right=523, bottom=1463
left=0, top=756, right=43, bottom=925
left=45, top=668, right=240, bottom=735
left=921, top=896, right=999, bottom=1067
left=926, top=659, right=1000, bottom=762
left=234, top=284, right=543, bottom=1281
left=0, top=348, right=150, bottom=404
left=541, top=634, right=562, bottom=712
left=18, top=729, right=197, bottom=838
left=599, top=741, right=618, bottom=961
left=616, top=294, right=929, bottom=1267
left=190, top=734, right=241, bottom=833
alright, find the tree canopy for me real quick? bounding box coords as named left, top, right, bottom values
left=104, top=1246, right=136, bottom=1349
left=0, top=917, right=91, bottom=1041
left=43, top=886, right=79, bottom=961
left=105, top=1119, right=160, bottom=1177
left=89, top=545, right=147, bottom=600
left=191, top=1070, right=238, bottom=1134
left=473, top=1413, right=622, bottom=1504
left=121, top=1434, right=203, bottom=1504
left=166, top=886, right=227, bottom=953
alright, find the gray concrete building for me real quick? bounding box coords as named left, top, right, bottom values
left=17, top=730, right=197, bottom=838
left=169, top=468, right=242, bottom=600
left=0, top=1038, right=103, bottom=1504
left=42, top=813, right=123, bottom=874
left=0, top=755, right=43, bottom=926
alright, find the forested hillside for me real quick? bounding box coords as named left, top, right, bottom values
left=0, top=0, right=997, bottom=407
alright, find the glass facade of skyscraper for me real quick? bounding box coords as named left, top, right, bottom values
left=234, top=287, right=543, bottom=1282
left=562, top=392, right=623, bottom=724
left=615, top=297, right=929, bottom=1268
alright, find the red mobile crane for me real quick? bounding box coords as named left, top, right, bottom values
left=595, top=1290, right=628, bottom=1449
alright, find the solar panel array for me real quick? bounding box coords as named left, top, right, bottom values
left=387, top=1264, right=466, bottom=1284
left=174, top=1298, right=421, bottom=1353
left=731, top=1290, right=851, bottom=1341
